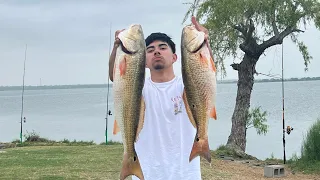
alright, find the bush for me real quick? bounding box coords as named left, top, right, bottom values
left=301, top=118, right=320, bottom=161
left=288, top=118, right=320, bottom=174
left=215, top=145, right=257, bottom=160
left=23, top=130, right=51, bottom=142
left=99, top=140, right=122, bottom=145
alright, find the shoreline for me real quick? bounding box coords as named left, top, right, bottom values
left=1, top=77, right=320, bottom=91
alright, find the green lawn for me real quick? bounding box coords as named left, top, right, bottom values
left=1, top=144, right=319, bottom=180
left=0, top=144, right=228, bottom=180
left=0, top=145, right=123, bottom=179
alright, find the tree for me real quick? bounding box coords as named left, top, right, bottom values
left=183, top=0, right=320, bottom=152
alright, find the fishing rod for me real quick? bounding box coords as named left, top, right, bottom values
left=282, top=41, right=294, bottom=164
left=281, top=42, right=286, bottom=164
left=105, top=23, right=112, bottom=145
left=20, top=44, right=27, bottom=144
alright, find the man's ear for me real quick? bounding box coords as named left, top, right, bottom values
left=172, top=54, right=178, bottom=63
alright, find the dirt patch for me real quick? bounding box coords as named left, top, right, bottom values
left=201, top=157, right=320, bottom=180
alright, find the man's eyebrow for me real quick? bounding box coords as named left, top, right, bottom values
left=146, top=45, right=155, bottom=50
left=146, top=43, right=168, bottom=50
left=159, top=43, right=168, bottom=47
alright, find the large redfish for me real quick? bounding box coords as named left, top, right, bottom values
left=112, top=24, right=146, bottom=180
left=181, top=24, right=217, bottom=164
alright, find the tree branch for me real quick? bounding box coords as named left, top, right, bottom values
left=246, top=125, right=254, bottom=129
left=230, top=63, right=240, bottom=71
left=246, top=19, right=255, bottom=41
left=259, top=27, right=305, bottom=52
left=239, top=43, right=253, bottom=55
left=271, top=7, right=279, bottom=36
left=234, top=24, right=247, bottom=36
left=237, top=35, right=246, bottom=40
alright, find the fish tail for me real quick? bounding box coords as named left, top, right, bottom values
left=120, top=152, right=144, bottom=180
left=189, top=136, right=211, bottom=163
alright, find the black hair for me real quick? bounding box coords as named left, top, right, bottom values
left=145, top=32, right=176, bottom=53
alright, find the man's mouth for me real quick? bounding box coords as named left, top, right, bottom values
left=153, top=57, right=163, bottom=61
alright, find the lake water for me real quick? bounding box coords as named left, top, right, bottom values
left=1, top=80, right=319, bottom=160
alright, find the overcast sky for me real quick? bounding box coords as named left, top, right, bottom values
left=0, top=0, right=319, bottom=86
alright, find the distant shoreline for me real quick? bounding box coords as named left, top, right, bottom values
left=1, top=77, right=320, bottom=91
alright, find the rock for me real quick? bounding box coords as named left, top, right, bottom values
left=222, top=156, right=235, bottom=161
left=0, top=144, right=5, bottom=149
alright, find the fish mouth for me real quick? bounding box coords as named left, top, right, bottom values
left=120, top=41, right=134, bottom=55
left=118, top=25, right=143, bottom=54
left=190, top=37, right=206, bottom=53
left=184, top=25, right=206, bottom=53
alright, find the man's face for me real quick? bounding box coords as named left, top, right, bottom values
left=145, top=40, right=177, bottom=71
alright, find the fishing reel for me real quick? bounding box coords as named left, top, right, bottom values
left=19, top=117, right=26, bottom=123
left=285, top=125, right=293, bottom=135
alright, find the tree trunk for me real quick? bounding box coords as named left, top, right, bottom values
left=227, top=54, right=257, bottom=152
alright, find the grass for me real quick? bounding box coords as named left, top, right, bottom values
left=1, top=143, right=319, bottom=179
left=1, top=128, right=319, bottom=179
left=214, top=145, right=257, bottom=160
left=288, top=157, right=320, bottom=174
left=0, top=144, right=227, bottom=180
left=0, top=145, right=124, bottom=179
left=286, top=118, right=320, bottom=175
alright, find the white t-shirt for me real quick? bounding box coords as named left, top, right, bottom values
left=132, top=76, right=201, bottom=180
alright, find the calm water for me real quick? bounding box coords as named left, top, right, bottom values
left=1, top=80, right=319, bottom=160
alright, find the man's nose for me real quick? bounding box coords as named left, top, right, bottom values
left=154, top=50, right=160, bottom=56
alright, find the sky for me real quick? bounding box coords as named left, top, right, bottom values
left=0, top=0, right=319, bottom=86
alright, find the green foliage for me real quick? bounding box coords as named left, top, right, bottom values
left=264, top=152, right=284, bottom=164
left=24, top=130, right=51, bottom=142
left=301, top=118, right=320, bottom=161
left=287, top=118, right=320, bottom=174
left=288, top=158, right=320, bottom=174
left=11, top=139, right=20, bottom=144
left=215, top=145, right=257, bottom=160
left=183, top=0, right=320, bottom=76
left=99, top=140, right=123, bottom=145
left=246, top=106, right=268, bottom=135
left=13, top=130, right=95, bottom=147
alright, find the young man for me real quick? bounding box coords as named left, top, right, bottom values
left=109, top=17, right=212, bottom=180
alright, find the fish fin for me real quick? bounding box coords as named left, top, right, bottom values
left=210, top=106, right=217, bottom=120
left=119, top=57, right=127, bottom=76
left=209, top=57, right=217, bottom=72
left=182, top=89, right=196, bottom=128
left=135, top=96, right=145, bottom=142
left=200, top=51, right=216, bottom=72
left=120, top=152, right=144, bottom=180
left=113, top=119, right=120, bottom=135
left=189, top=136, right=211, bottom=163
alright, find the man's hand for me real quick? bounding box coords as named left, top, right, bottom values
left=114, top=29, right=125, bottom=47
left=109, top=29, right=125, bottom=82
left=191, top=16, right=215, bottom=63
